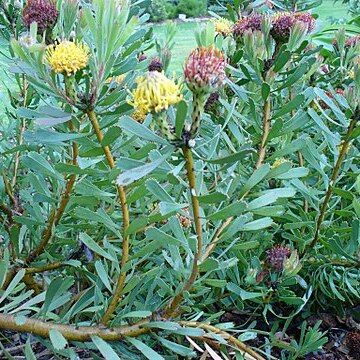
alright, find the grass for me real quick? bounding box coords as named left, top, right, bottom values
left=151, top=21, right=199, bottom=72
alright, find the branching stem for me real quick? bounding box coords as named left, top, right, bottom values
left=309, top=117, right=357, bottom=250
left=86, top=109, right=130, bottom=325
left=163, top=146, right=203, bottom=318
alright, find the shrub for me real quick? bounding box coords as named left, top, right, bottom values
left=148, top=0, right=168, bottom=22
left=0, top=0, right=360, bottom=358
left=177, top=0, right=207, bottom=17
left=165, top=1, right=178, bottom=18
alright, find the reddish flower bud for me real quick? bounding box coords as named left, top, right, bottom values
left=266, top=244, right=291, bottom=271
left=184, top=46, right=226, bottom=94
left=22, top=0, right=58, bottom=32
left=138, top=53, right=147, bottom=62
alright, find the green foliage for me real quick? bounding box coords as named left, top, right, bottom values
left=0, top=0, right=359, bottom=358
left=148, top=0, right=168, bottom=22
left=177, top=0, right=208, bottom=17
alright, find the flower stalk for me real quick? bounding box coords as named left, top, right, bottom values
left=86, top=109, right=130, bottom=325
left=164, top=145, right=203, bottom=317
left=190, top=93, right=206, bottom=139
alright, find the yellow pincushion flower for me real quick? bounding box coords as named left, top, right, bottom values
left=213, top=18, right=232, bottom=37
left=129, top=71, right=182, bottom=115
left=131, top=109, right=146, bottom=123
left=46, top=41, right=89, bottom=76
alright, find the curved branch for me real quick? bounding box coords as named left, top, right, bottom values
left=180, top=321, right=266, bottom=360
left=86, top=109, right=130, bottom=325
left=0, top=314, right=149, bottom=341
left=309, top=117, right=358, bottom=250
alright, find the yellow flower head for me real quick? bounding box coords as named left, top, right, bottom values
left=213, top=18, right=232, bottom=37
left=271, top=158, right=291, bottom=168
left=46, top=40, right=89, bottom=76
left=129, top=71, right=182, bottom=115
left=131, top=109, right=146, bottom=123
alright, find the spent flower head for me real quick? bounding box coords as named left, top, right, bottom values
left=184, top=46, right=226, bottom=94
left=271, top=12, right=315, bottom=43
left=130, top=71, right=182, bottom=115
left=46, top=40, right=89, bottom=76
left=22, top=0, right=58, bottom=32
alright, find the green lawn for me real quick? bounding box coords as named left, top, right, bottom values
left=315, top=0, right=348, bottom=19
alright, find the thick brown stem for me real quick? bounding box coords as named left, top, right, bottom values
left=163, top=146, right=203, bottom=318
left=0, top=313, right=265, bottom=360
left=309, top=118, right=357, bottom=250
left=0, top=314, right=149, bottom=341
left=255, top=99, right=271, bottom=169
left=86, top=110, right=130, bottom=325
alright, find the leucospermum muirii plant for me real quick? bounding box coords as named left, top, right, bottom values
left=0, top=0, right=359, bottom=358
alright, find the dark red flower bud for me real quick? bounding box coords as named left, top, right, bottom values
left=266, top=244, right=291, bottom=271
left=22, top=0, right=58, bottom=32
left=148, top=57, right=163, bottom=72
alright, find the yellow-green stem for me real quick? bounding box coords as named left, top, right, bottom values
left=256, top=99, right=271, bottom=169
left=0, top=313, right=149, bottom=341
left=163, top=145, right=203, bottom=318
left=309, top=117, right=357, bottom=250
left=26, top=121, right=79, bottom=264
left=12, top=76, right=28, bottom=189
left=86, top=109, right=130, bottom=325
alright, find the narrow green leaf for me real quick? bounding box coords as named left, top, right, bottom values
left=208, top=201, right=247, bottom=220
left=127, top=337, right=165, bottom=360
left=239, top=164, right=270, bottom=197
left=49, top=329, right=68, bottom=350
left=119, top=116, right=169, bottom=145
left=79, top=233, right=116, bottom=262
left=261, top=82, right=270, bottom=101
left=91, top=335, right=121, bottom=360
left=243, top=217, right=273, bottom=231
left=198, top=192, right=228, bottom=204
left=117, top=155, right=169, bottom=186
left=0, top=269, right=25, bottom=305
left=273, top=95, right=305, bottom=119
left=95, top=261, right=112, bottom=292
left=175, top=100, right=188, bottom=137
left=25, top=338, right=37, bottom=360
